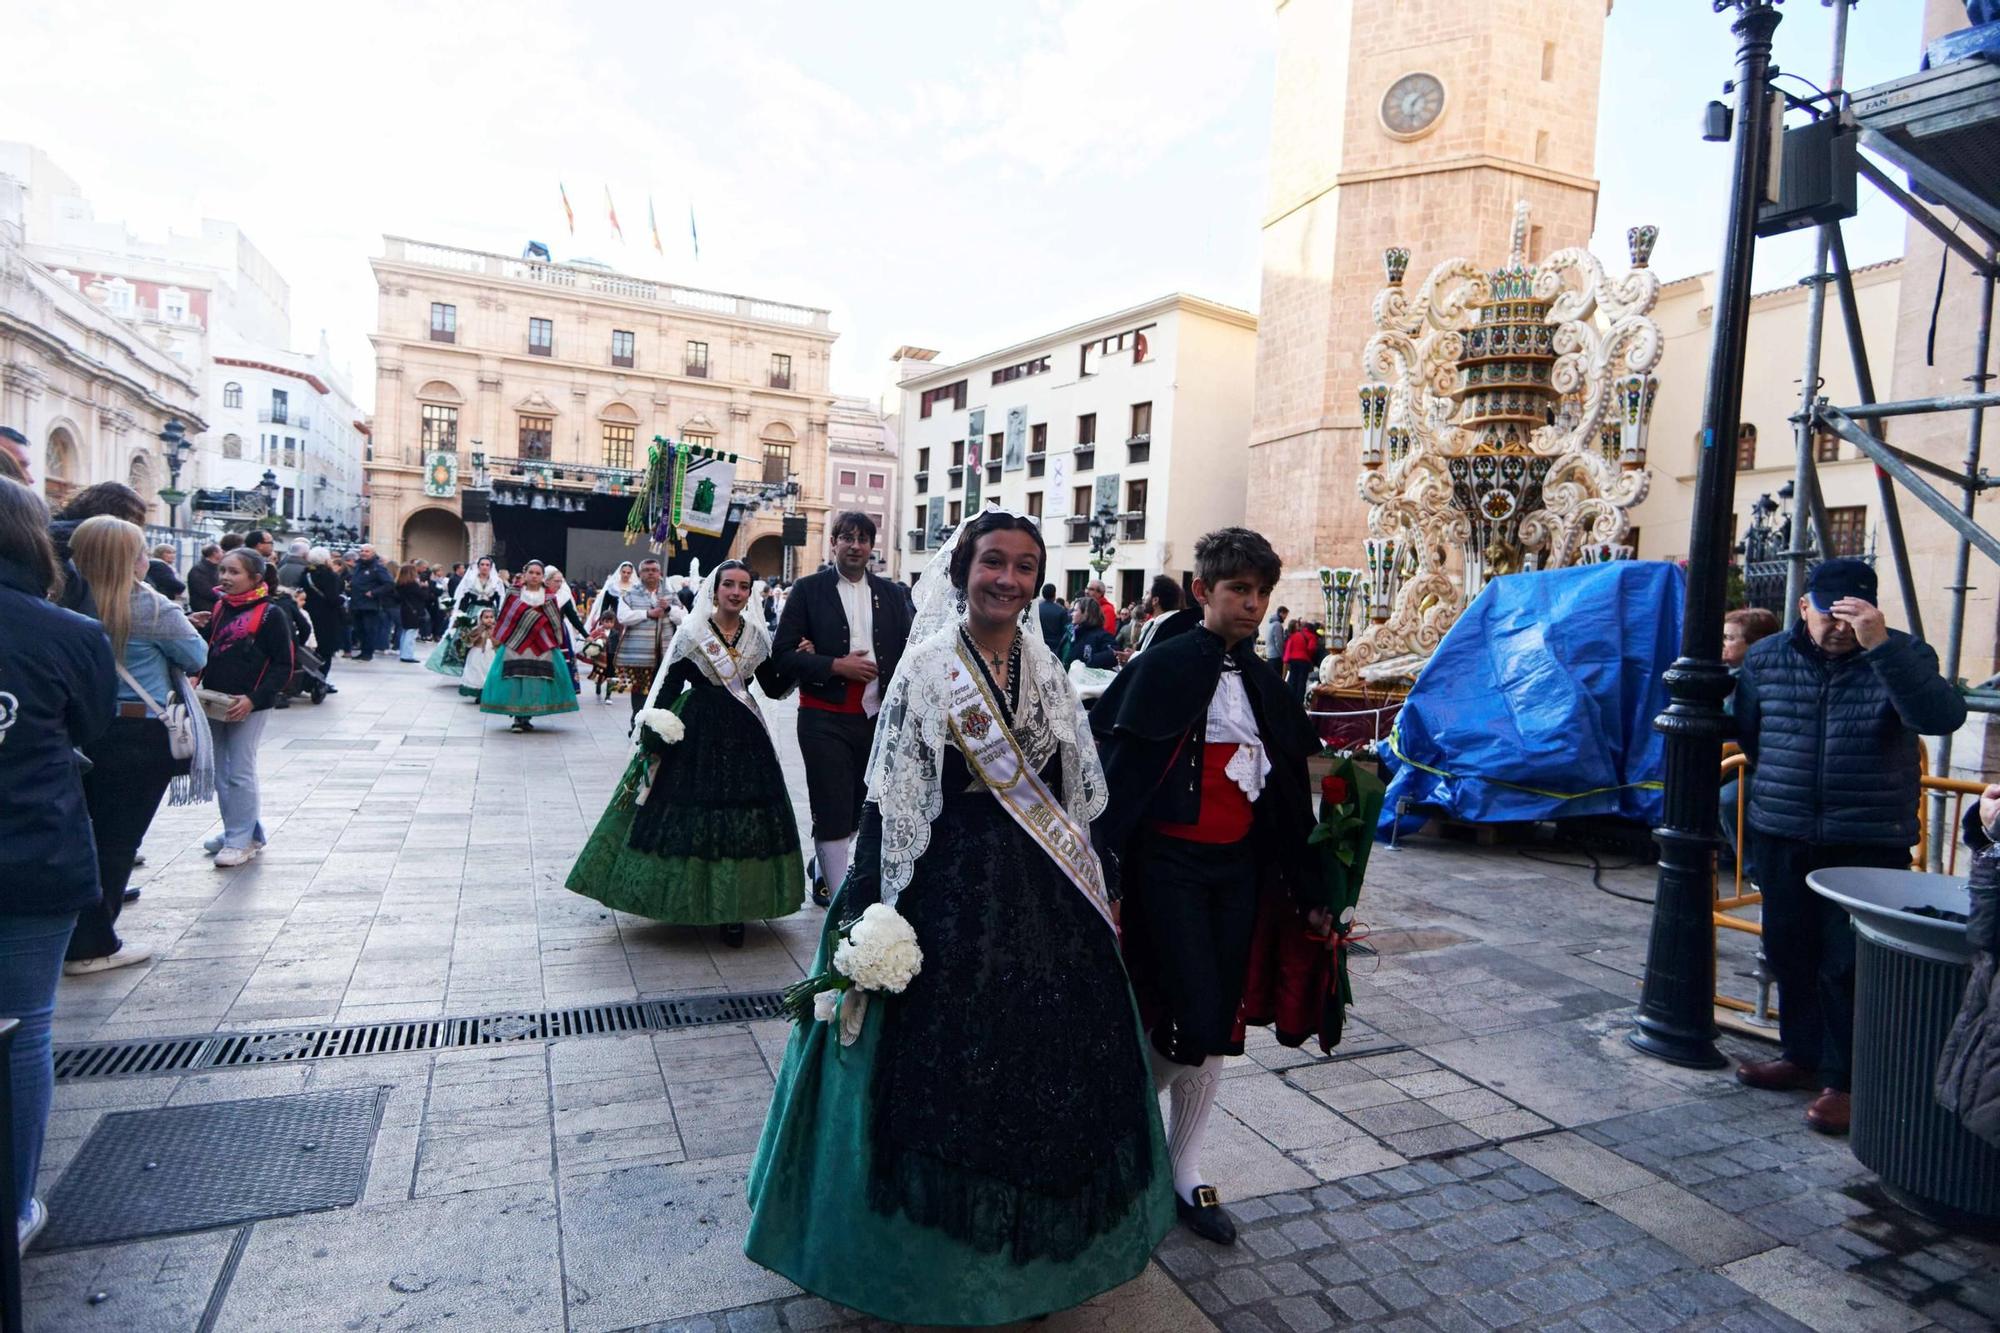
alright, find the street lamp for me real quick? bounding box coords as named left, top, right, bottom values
left=157, top=417, right=193, bottom=530
left=257, top=468, right=281, bottom=520
left=1629, top=0, right=1785, bottom=1072
left=1088, top=502, right=1117, bottom=576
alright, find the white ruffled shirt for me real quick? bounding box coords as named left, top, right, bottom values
left=1206, top=665, right=1270, bottom=800
left=836, top=572, right=881, bottom=718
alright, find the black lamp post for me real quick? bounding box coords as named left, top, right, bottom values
left=257, top=468, right=281, bottom=522
left=1088, top=502, right=1118, bottom=576
left=157, top=417, right=192, bottom=530
left=1629, top=0, right=1785, bottom=1070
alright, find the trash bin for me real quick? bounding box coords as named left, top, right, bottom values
left=1809, top=867, right=2000, bottom=1225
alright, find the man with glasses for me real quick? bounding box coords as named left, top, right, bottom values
left=774, top=512, right=913, bottom=906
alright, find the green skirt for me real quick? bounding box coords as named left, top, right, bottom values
left=423, top=629, right=468, bottom=677
left=566, top=752, right=803, bottom=924
left=478, top=647, right=579, bottom=717
left=745, top=910, right=1174, bottom=1327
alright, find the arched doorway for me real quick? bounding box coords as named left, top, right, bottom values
left=745, top=534, right=784, bottom=579
left=127, top=453, right=156, bottom=523
left=44, top=426, right=80, bottom=510
left=403, top=506, right=469, bottom=567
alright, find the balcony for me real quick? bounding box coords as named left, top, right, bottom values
left=430, top=327, right=455, bottom=344
left=1073, top=445, right=1095, bottom=470
left=947, top=465, right=965, bottom=488
left=908, top=528, right=926, bottom=553
left=612, top=353, right=634, bottom=368
left=297, top=415, right=311, bottom=431
left=914, top=471, right=929, bottom=495
left=1066, top=516, right=1092, bottom=544
left=685, top=361, right=709, bottom=378
left=528, top=340, right=553, bottom=357
left=1127, top=433, right=1151, bottom=464
left=1122, top=513, right=1147, bottom=541
left=769, top=373, right=792, bottom=390
left=257, top=409, right=289, bottom=425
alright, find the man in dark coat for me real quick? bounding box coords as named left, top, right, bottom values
left=1036, top=583, right=1068, bottom=646
left=1734, top=558, right=1967, bottom=1134
left=186, top=543, right=224, bottom=616
left=773, top=511, right=913, bottom=907
left=346, top=544, right=395, bottom=662
left=1091, top=527, right=1320, bottom=1246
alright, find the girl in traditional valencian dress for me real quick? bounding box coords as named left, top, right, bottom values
left=457, top=608, right=498, bottom=700
left=745, top=511, right=1172, bottom=1326
left=586, top=562, right=639, bottom=704
left=425, top=555, right=507, bottom=679
left=478, top=561, right=580, bottom=731
left=565, top=561, right=806, bottom=947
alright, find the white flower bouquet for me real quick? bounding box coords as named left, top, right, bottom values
left=638, top=707, right=685, bottom=745
left=782, top=903, right=923, bottom=1046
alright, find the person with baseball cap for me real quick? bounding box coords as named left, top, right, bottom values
left=1733, top=558, right=1967, bottom=1133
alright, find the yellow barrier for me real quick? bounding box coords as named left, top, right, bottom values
left=1711, top=748, right=1988, bottom=1018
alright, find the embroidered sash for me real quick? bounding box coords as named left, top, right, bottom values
left=944, top=639, right=1113, bottom=931
left=696, top=619, right=762, bottom=723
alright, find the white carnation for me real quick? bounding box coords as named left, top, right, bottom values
left=832, top=903, right=923, bottom=994
left=812, top=988, right=840, bottom=1023
left=640, top=708, right=685, bottom=744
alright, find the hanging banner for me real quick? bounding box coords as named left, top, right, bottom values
left=680, top=445, right=738, bottom=538
left=965, top=407, right=986, bottom=512
left=424, top=450, right=458, bottom=498
left=927, top=495, right=947, bottom=546
left=1004, top=407, right=1027, bottom=472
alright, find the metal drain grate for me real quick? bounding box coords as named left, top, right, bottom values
left=53, top=991, right=786, bottom=1082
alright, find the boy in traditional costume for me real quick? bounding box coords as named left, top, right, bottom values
left=1091, top=527, right=1321, bottom=1246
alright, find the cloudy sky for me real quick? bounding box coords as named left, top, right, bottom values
left=3, top=1, right=1924, bottom=411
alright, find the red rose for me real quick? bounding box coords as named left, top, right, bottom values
left=1321, top=774, right=1349, bottom=808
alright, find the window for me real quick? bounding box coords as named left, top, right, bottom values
left=1825, top=505, right=1869, bottom=557
left=1073, top=485, right=1092, bottom=515
left=1735, top=423, right=1757, bottom=470
left=1026, top=490, right=1043, bottom=519
left=221, top=432, right=243, bottom=460
left=1030, top=423, right=1047, bottom=455
left=918, top=380, right=967, bottom=418
left=520, top=415, right=553, bottom=460
left=1814, top=429, right=1840, bottom=463
left=868, top=472, right=885, bottom=490
left=1077, top=413, right=1097, bottom=446
left=528, top=317, right=553, bottom=356
left=603, top=422, right=635, bottom=471
left=283, top=487, right=295, bottom=519
left=839, top=469, right=858, bottom=487
left=1124, top=479, right=1148, bottom=538
left=686, top=341, right=709, bottom=376
left=948, top=500, right=963, bottom=525
left=283, top=436, right=298, bottom=468
left=611, top=329, right=635, bottom=368
left=762, top=442, right=792, bottom=484
left=1534, top=131, right=1550, bottom=165
left=431, top=303, right=457, bottom=343
left=1542, top=41, right=1556, bottom=81
left=950, top=440, right=966, bottom=468
left=161, top=288, right=189, bottom=323
left=421, top=403, right=458, bottom=454
left=917, top=447, right=930, bottom=472
left=770, top=353, right=792, bottom=389
left=1130, top=401, right=1152, bottom=439
left=223, top=382, right=243, bottom=409
left=991, top=355, right=1051, bottom=385
left=270, top=389, right=289, bottom=424
left=1079, top=323, right=1155, bottom=375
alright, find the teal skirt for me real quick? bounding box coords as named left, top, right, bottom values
left=479, top=647, right=579, bottom=717
left=745, top=907, right=1173, bottom=1326
left=423, top=629, right=468, bottom=677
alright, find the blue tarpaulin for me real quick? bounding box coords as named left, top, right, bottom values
left=1378, top=560, right=1685, bottom=837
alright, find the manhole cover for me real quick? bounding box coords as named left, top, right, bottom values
left=38, top=1086, right=385, bottom=1250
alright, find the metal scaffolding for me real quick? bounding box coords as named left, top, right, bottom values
left=1764, top=4, right=1999, bottom=866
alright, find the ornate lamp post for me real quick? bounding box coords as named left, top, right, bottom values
left=1088, top=501, right=1118, bottom=577
left=156, top=417, right=192, bottom=530
left=257, top=468, right=281, bottom=525
left=1629, top=0, right=1786, bottom=1071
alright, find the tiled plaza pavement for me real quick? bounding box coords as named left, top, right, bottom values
left=21, top=657, right=1999, bottom=1331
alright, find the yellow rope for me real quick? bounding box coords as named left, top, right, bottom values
left=1387, top=725, right=1664, bottom=803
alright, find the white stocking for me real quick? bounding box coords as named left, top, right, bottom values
left=1150, top=1047, right=1225, bottom=1204
left=815, top=837, right=852, bottom=902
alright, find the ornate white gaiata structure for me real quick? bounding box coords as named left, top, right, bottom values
left=1317, top=203, right=1663, bottom=689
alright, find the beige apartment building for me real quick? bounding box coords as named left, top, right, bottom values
left=366, top=237, right=836, bottom=579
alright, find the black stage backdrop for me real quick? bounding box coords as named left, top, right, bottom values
left=488, top=492, right=741, bottom=584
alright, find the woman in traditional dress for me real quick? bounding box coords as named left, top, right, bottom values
left=586, top=562, right=638, bottom=704
left=745, top=510, right=1173, bottom=1327
left=542, top=566, right=588, bottom=677
left=565, top=561, right=805, bottom=948
left=425, top=555, right=506, bottom=679
left=479, top=561, right=580, bottom=731
left=458, top=608, right=498, bottom=700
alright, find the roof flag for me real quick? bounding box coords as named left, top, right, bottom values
left=689, top=204, right=700, bottom=261
left=606, top=187, right=624, bottom=243
left=648, top=195, right=663, bottom=255
left=559, top=183, right=574, bottom=234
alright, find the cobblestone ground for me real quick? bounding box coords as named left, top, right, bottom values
left=19, top=657, right=1999, bottom=1331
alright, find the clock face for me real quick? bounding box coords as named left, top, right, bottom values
left=1381, top=72, right=1446, bottom=139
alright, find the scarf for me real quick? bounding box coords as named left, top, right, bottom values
left=495, top=590, right=562, bottom=655
left=210, top=584, right=272, bottom=657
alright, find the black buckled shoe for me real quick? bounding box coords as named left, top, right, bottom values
left=1176, top=1185, right=1237, bottom=1246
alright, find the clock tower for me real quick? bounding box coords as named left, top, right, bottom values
left=1246, top=0, right=1612, bottom=602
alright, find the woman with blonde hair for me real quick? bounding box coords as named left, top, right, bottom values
left=62, top=515, right=210, bottom=975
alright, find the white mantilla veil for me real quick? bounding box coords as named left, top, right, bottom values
left=864, top=508, right=1107, bottom=907
left=590, top=562, right=638, bottom=623
left=632, top=560, right=774, bottom=748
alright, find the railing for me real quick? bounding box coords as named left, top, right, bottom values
left=612, top=353, right=634, bottom=368
left=947, top=465, right=964, bottom=487
left=1122, top=514, right=1147, bottom=540
left=430, top=327, right=455, bottom=344
left=380, top=237, right=833, bottom=330
left=529, top=339, right=552, bottom=357
left=1127, top=434, right=1151, bottom=464
left=1711, top=747, right=1984, bottom=1020
left=913, top=471, right=928, bottom=495
left=685, top=362, right=708, bottom=378
left=257, top=409, right=288, bottom=425
left=1066, top=516, right=1091, bottom=544
left=769, top=374, right=792, bottom=390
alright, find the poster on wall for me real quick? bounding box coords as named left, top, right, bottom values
left=965, top=408, right=985, bottom=511
left=927, top=495, right=946, bottom=546
left=1004, top=407, right=1027, bottom=472
left=424, top=451, right=458, bottom=498
left=1047, top=455, right=1069, bottom=524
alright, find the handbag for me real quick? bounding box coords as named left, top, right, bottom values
left=113, top=661, right=196, bottom=760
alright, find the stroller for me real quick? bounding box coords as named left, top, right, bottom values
left=283, top=644, right=331, bottom=705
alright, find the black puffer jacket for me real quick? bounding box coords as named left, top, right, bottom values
left=1736, top=622, right=1967, bottom=846
left=1937, top=804, right=2000, bottom=1149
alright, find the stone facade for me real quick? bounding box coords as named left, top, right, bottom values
left=365, top=237, right=836, bottom=575
left=1246, top=0, right=1608, bottom=602
left=824, top=394, right=900, bottom=578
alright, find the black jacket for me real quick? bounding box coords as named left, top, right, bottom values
left=1736, top=622, right=1967, bottom=847
left=1069, top=627, right=1120, bottom=670
left=0, top=555, right=116, bottom=914
left=1091, top=626, right=1320, bottom=899
left=1938, top=804, right=2000, bottom=1148
left=1036, top=597, right=1068, bottom=646
left=146, top=559, right=186, bottom=601
left=49, top=518, right=93, bottom=616
left=303, top=566, right=345, bottom=633
left=773, top=569, right=914, bottom=710
left=201, top=593, right=298, bottom=711
left=395, top=581, right=434, bottom=630
left=186, top=558, right=222, bottom=615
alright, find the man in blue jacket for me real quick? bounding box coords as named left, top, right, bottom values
left=1734, top=559, right=1967, bottom=1134
left=346, top=544, right=395, bottom=662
